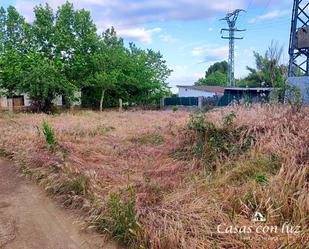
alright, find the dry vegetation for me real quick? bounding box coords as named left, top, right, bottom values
left=0, top=105, right=308, bottom=249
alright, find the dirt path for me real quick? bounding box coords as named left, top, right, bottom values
left=0, top=158, right=120, bottom=249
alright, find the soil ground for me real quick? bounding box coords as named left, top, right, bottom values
left=0, top=158, right=119, bottom=249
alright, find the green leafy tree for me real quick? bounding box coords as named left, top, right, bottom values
left=32, top=4, right=55, bottom=57
left=0, top=7, right=6, bottom=55
left=21, top=53, right=75, bottom=112
left=205, top=61, right=228, bottom=77
left=88, top=27, right=125, bottom=112
left=126, top=43, right=172, bottom=105
left=69, top=8, right=98, bottom=86
left=0, top=7, right=28, bottom=100
left=195, top=61, right=228, bottom=86
left=239, top=41, right=287, bottom=89
left=196, top=71, right=227, bottom=86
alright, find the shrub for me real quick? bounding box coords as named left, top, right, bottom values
left=172, top=106, right=178, bottom=112
left=95, top=187, right=142, bottom=246
left=71, top=175, right=88, bottom=195
left=132, top=133, right=164, bottom=145
left=185, top=113, right=253, bottom=164
left=285, top=85, right=303, bottom=113
left=42, top=120, right=56, bottom=145
left=223, top=111, right=237, bottom=127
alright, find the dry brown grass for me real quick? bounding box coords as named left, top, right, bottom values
left=0, top=105, right=308, bottom=249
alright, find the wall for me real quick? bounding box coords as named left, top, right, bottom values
left=0, top=93, right=64, bottom=108
left=0, top=95, right=7, bottom=108
left=178, top=87, right=215, bottom=98
left=288, top=76, right=309, bottom=104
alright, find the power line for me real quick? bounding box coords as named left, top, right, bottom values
left=288, top=0, right=309, bottom=76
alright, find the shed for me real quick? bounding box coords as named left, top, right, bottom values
left=219, top=87, right=274, bottom=106
left=177, top=85, right=225, bottom=98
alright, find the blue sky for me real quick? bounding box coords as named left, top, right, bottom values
left=2, top=0, right=292, bottom=92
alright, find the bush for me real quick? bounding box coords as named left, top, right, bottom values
left=42, top=121, right=56, bottom=145
left=95, top=187, right=142, bottom=246
left=172, top=106, right=178, bottom=112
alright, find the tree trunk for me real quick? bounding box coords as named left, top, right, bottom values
left=99, top=89, right=105, bottom=112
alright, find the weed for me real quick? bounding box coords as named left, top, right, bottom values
left=185, top=113, right=253, bottom=165
left=96, top=187, right=142, bottom=246
left=96, top=125, right=115, bottom=134
left=172, top=106, right=178, bottom=112
left=133, top=133, right=164, bottom=145
left=71, top=175, right=88, bottom=195
left=42, top=120, right=56, bottom=145
left=255, top=173, right=268, bottom=183
left=226, top=154, right=281, bottom=185
left=286, top=85, right=303, bottom=113
left=223, top=111, right=237, bottom=127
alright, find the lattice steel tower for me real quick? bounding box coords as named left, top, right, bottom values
left=289, top=0, right=309, bottom=76
left=221, top=9, right=246, bottom=87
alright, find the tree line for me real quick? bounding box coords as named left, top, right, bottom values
left=195, top=41, right=287, bottom=100
left=0, top=2, right=172, bottom=112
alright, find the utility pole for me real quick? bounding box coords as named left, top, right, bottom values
left=287, top=0, right=309, bottom=103
left=220, top=9, right=246, bottom=87
left=288, top=0, right=309, bottom=76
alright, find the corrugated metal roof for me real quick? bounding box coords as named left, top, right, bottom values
left=177, top=85, right=225, bottom=95
left=225, top=87, right=274, bottom=91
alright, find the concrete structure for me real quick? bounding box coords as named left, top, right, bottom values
left=0, top=93, right=64, bottom=110
left=288, top=76, right=309, bottom=104
left=177, top=85, right=225, bottom=98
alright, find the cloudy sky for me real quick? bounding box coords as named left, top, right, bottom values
left=2, top=0, right=292, bottom=92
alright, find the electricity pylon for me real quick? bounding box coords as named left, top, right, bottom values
left=220, top=9, right=246, bottom=87
left=288, top=0, right=309, bottom=76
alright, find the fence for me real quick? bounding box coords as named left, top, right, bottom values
left=163, top=96, right=220, bottom=110
left=164, top=97, right=198, bottom=106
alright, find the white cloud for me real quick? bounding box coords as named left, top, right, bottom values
left=117, top=27, right=161, bottom=44
left=15, top=0, right=245, bottom=26
left=159, top=34, right=177, bottom=43
left=191, top=45, right=228, bottom=62
left=249, top=9, right=290, bottom=23
left=243, top=48, right=255, bottom=57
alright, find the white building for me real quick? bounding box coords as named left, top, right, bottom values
left=177, top=85, right=225, bottom=98
left=0, top=93, right=63, bottom=110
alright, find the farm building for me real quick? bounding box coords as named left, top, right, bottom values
left=0, top=93, right=63, bottom=110
left=177, top=85, right=225, bottom=98
left=0, top=91, right=81, bottom=110
left=219, top=87, right=274, bottom=106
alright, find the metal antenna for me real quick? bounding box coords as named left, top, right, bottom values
left=288, top=0, right=309, bottom=76
left=220, top=9, right=246, bottom=87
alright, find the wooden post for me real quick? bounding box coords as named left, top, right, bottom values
left=160, top=98, right=165, bottom=110
left=119, top=98, right=123, bottom=112
left=198, top=96, right=203, bottom=109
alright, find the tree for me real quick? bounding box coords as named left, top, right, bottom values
left=69, top=8, right=98, bottom=86
left=21, top=53, right=75, bottom=112
left=205, top=61, right=228, bottom=77
left=0, top=7, right=6, bottom=55
left=196, top=71, right=227, bottom=86
left=0, top=6, right=28, bottom=100
left=195, top=61, right=228, bottom=86
left=125, top=43, right=172, bottom=105
left=88, top=27, right=125, bottom=112
left=239, top=41, right=287, bottom=89
left=32, top=4, right=55, bottom=57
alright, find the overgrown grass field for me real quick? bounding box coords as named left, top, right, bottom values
left=0, top=105, right=308, bottom=248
